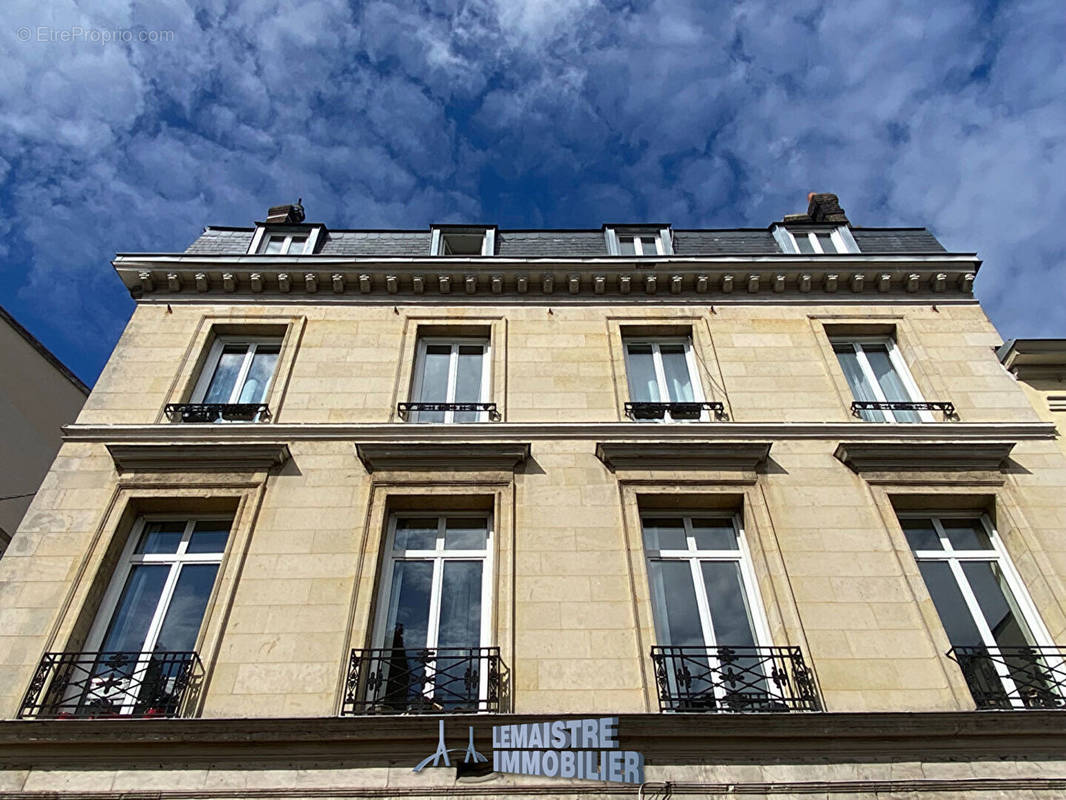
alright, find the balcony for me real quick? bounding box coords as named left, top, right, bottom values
left=651, top=645, right=821, bottom=713
left=19, top=651, right=202, bottom=719
left=341, top=647, right=502, bottom=715
left=948, top=645, right=1066, bottom=710
left=625, top=401, right=725, bottom=421
left=850, top=400, right=956, bottom=420
left=164, top=403, right=270, bottom=423
left=397, top=402, right=499, bottom=422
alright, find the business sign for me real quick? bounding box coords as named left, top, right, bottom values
left=414, top=717, right=645, bottom=784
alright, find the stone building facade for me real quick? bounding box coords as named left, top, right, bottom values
left=0, top=306, right=88, bottom=557
left=2, top=196, right=1065, bottom=798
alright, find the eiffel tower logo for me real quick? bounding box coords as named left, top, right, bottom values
left=413, top=719, right=488, bottom=773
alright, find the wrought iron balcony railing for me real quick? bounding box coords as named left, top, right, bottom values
left=948, top=645, right=1066, bottom=710
left=625, top=401, right=726, bottom=421
left=397, top=402, right=499, bottom=421
left=19, top=651, right=203, bottom=719
left=164, top=403, right=270, bottom=423
left=851, top=400, right=956, bottom=418
left=651, top=645, right=821, bottom=713
left=341, top=647, right=501, bottom=715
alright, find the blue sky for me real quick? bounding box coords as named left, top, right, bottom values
left=2, top=0, right=1064, bottom=385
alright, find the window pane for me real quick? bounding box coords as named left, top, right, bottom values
left=642, top=518, right=687, bottom=551
left=154, top=564, right=220, bottom=651
left=833, top=344, right=883, bottom=422
left=796, top=234, right=816, bottom=254
left=286, top=237, right=306, bottom=254
left=414, top=344, right=450, bottom=422
left=186, top=521, right=230, bottom=554
left=444, top=518, right=487, bottom=550
left=394, top=518, right=438, bottom=550
left=437, top=561, right=482, bottom=648
left=626, top=344, right=660, bottom=402
left=453, top=345, right=484, bottom=422
left=917, top=561, right=984, bottom=647
left=383, top=561, right=433, bottom=650
left=236, top=346, right=279, bottom=404
left=816, top=233, right=836, bottom=253
left=941, top=519, right=992, bottom=550
left=618, top=237, right=637, bottom=255
left=640, top=236, right=658, bottom=254
left=648, top=560, right=704, bottom=647
left=659, top=344, right=694, bottom=402
left=263, top=237, right=284, bottom=254
left=135, top=521, right=185, bottom=554
left=961, top=561, right=1034, bottom=649
left=691, top=519, right=738, bottom=550
left=701, top=561, right=758, bottom=647
left=100, top=565, right=170, bottom=652
left=900, top=518, right=941, bottom=551
left=203, top=346, right=247, bottom=404
left=864, top=344, right=918, bottom=422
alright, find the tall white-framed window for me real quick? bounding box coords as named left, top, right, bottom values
left=623, top=338, right=706, bottom=421
left=774, top=225, right=859, bottom=254
left=371, top=513, right=493, bottom=711
left=192, top=337, right=281, bottom=410
left=76, top=516, right=231, bottom=715
left=900, top=513, right=1061, bottom=709
left=409, top=338, right=491, bottom=423
left=831, top=336, right=931, bottom=423
left=643, top=513, right=776, bottom=709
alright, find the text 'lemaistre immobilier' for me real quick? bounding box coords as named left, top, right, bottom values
left=491, top=717, right=644, bottom=784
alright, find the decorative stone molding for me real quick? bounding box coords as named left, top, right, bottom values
left=67, top=422, right=1057, bottom=445
left=356, top=442, right=530, bottom=473
left=595, top=441, right=771, bottom=479
left=114, top=254, right=981, bottom=303
left=834, top=440, right=1016, bottom=484
left=106, top=442, right=291, bottom=472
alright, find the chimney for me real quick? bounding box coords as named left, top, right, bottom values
left=806, top=192, right=849, bottom=225
left=265, top=198, right=305, bottom=224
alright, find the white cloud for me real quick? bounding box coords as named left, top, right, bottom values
left=2, top=0, right=1065, bottom=380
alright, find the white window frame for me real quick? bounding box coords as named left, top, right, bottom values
left=190, top=336, right=282, bottom=413
left=605, top=227, right=673, bottom=256
left=773, top=225, right=859, bottom=255
left=643, top=512, right=776, bottom=706
left=247, top=224, right=321, bottom=255
left=79, top=515, right=230, bottom=715
left=622, top=337, right=707, bottom=422
left=901, top=511, right=1060, bottom=708
left=831, top=336, right=934, bottom=423
left=371, top=512, right=494, bottom=707
left=410, top=337, right=492, bottom=423
left=430, top=227, right=495, bottom=256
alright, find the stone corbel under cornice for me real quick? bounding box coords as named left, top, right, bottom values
left=596, top=441, right=771, bottom=482
left=834, top=440, right=1016, bottom=485
left=356, top=442, right=530, bottom=473
left=107, top=442, right=291, bottom=472
left=113, top=253, right=980, bottom=302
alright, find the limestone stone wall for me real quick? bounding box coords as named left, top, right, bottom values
left=1, top=298, right=1064, bottom=724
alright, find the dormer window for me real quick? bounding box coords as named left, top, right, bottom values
left=248, top=224, right=324, bottom=255
left=431, top=226, right=495, bottom=256
left=605, top=226, right=673, bottom=256
left=259, top=233, right=308, bottom=254
left=773, top=225, right=859, bottom=255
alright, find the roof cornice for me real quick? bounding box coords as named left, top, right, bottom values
left=113, top=253, right=980, bottom=302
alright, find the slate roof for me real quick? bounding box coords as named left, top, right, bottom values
left=183, top=226, right=947, bottom=256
